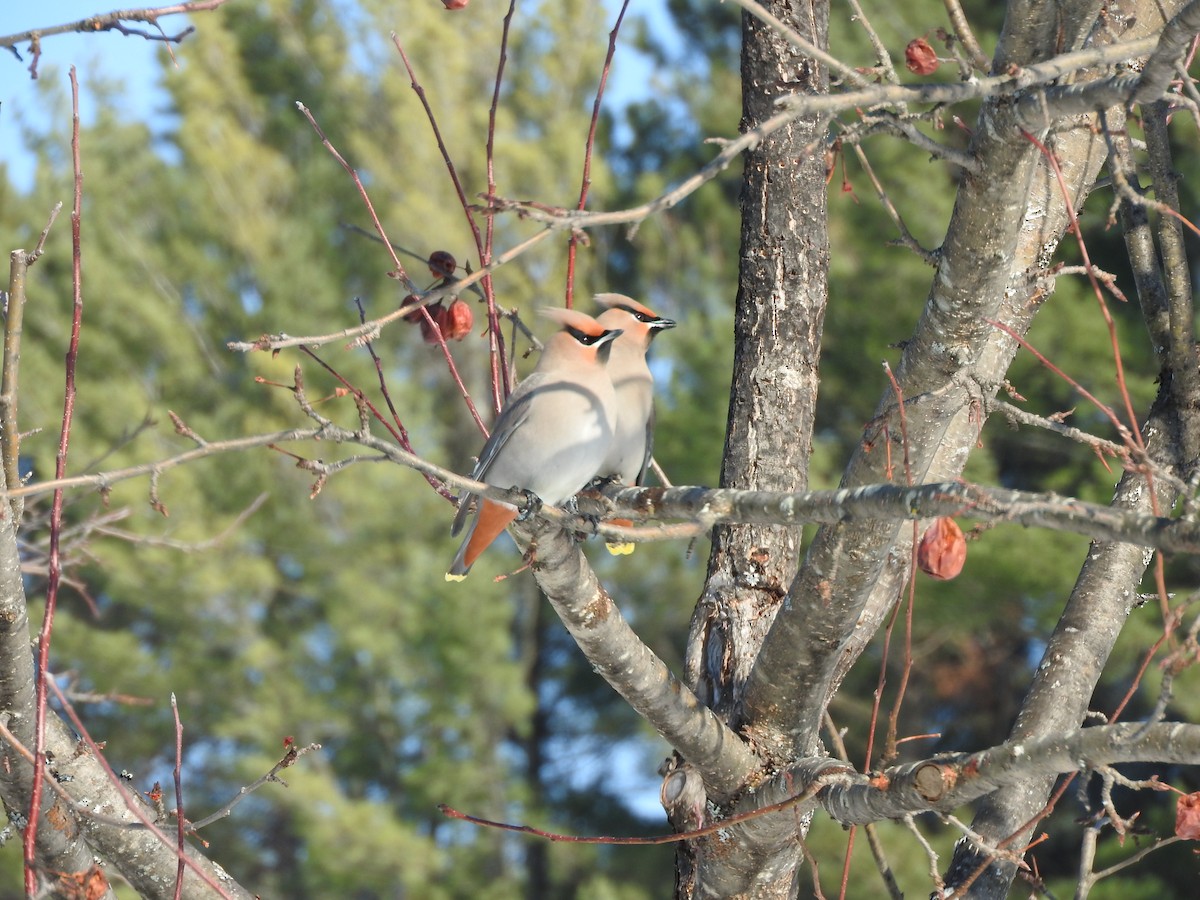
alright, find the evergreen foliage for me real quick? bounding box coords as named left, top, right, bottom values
left=0, top=0, right=1196, bottom=896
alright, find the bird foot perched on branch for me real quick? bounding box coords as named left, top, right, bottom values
left=515, top=489, right=542, bottom=522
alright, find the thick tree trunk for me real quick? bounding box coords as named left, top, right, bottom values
left=680, top=1, right=830, bottom=896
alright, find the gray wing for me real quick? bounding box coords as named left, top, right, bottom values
left=450, top=374, right=544, bottom=536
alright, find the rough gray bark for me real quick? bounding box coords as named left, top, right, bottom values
left=943, top=6, right=1199, bottom=891
left=0, top=477, right=111, bottom=897
left=665, top=0, right=1194, bottom=896
left=680, top=1, right=830, bottom=895
left=0, top=471, right=254, bottom=897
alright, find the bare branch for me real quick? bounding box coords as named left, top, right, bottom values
left=4, top=203, right=62, bottom=521
left=0, top=0, right=233, bottom=76
left=812, top=723, right=1200, bottom=825
left=226, top=225, right=557, bottom=353
left=25, top=69, right=86, bottom=895
left=942, top=0, right=992, bottom=71
left=592, top=479, right=1200, bottom=555
left=521, top=518, right=760, bottom=798
left=6, top=426, right=329, bottom=500
left=187, top=742, right=323, bottom=832
left=1131, top=0, right=1200, bottom=105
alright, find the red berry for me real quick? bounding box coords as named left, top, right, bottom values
left=905, top=38, right=939, bottom=76
left=400, top=294, right=426, bottom=323
left=916, top=517, right=966, bottom=580
left=419, top=302, right=446, bottom=344
left=428, top=250, right=457, bottom=280
left=437, top=298, right=474, bottom=341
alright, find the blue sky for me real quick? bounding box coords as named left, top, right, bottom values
left=1, top=2, right=666, bottom=192
left=1, top=2, right=171, bottom=189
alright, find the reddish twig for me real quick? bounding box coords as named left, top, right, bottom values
left=390, top=34, right=485, bottom=269
left=564, top=0, right=630, bottom=307
left=1109, top=630, right=1172, bottom=722
left=440, top=768, right=846, bottom=845
left=297, top=345, right=454, bottom=500
left=43, top=678, right=236, bottom=897
left=1021, top=130, right=1145, bottom=456
left=392, top=32, right=510, bottom=418
left=483, top=1, right=520, bottom=405
left=838, top=825, right=856, bottom=900
left=170, top=694, right=186, bottom=900
left=351, top=298, right=419, bottom=448
left=294, top=100, right=487, bottom=434
left=292, top=103, right=413, bottom=291
left=880, top=363, right=917, bottom=764
left=987, top=319, right=1135, bottom=448
left=25, top=69, right=84, bottom=896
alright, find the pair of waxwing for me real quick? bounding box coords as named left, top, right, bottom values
left=446, top=295, right=676, bottom=580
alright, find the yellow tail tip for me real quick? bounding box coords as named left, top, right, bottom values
left=445, top=572, right=468, bottom=582
left=605, top=541, right=635, bottom=556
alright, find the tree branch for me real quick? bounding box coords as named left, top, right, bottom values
left=521, top=520, right=759, bottom=798
left=814, top=722, right=1200, bottom=825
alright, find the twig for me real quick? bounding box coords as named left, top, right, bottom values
left=25, top=69, right=83, bottom=897
left=351, top=297, right=423, bottom=445
left=987, top=320, right=1135, bottom=450
left=439, top=770, right=843, bottom=846
left=187, top=741, right=322, bottom=832
left=294, top=102, right=414, bottom=296
left=0, top=1, right=232, bottom=70
left=390, top=36, right=484, bottom=259
left=5, top=426, right=328, bottom=500
left=836, top=112, right=979, bottom=174
left=941, top=0, right=991, bottom=71
left=564, top=0, right=629, bottom=306
left=851, top=144, right=937, bottom=264
left=170, top=694, right=186, bottom=900
left=903, top=814, right=944, bottom=893
left=92, top=492, right=270, bottom=551
left=482, top=0, right=519, bottom=404
left=843, top=0, right=900, bottom=85
left=1083, top=834, right=1183, bottom=889
left=226, top=224, right=557, bottom=353
left=1020, top=129, right=1146, bottom=461
left=296, top=346, right=456, bottom=498
left=3, top=203, right=62, bottom=521
left=985, top=399, right=1132, bottom=465
left=391, top=32, right=511, bottom=416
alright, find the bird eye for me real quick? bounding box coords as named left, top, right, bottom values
left=568, top=326, right=600, bottom=345
left=615, top=304, right=653, bottom=322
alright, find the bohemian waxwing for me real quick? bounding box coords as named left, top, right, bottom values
left=594, top=293, right=677, bottom=554
left=445, top=308, right=623, bottom=580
